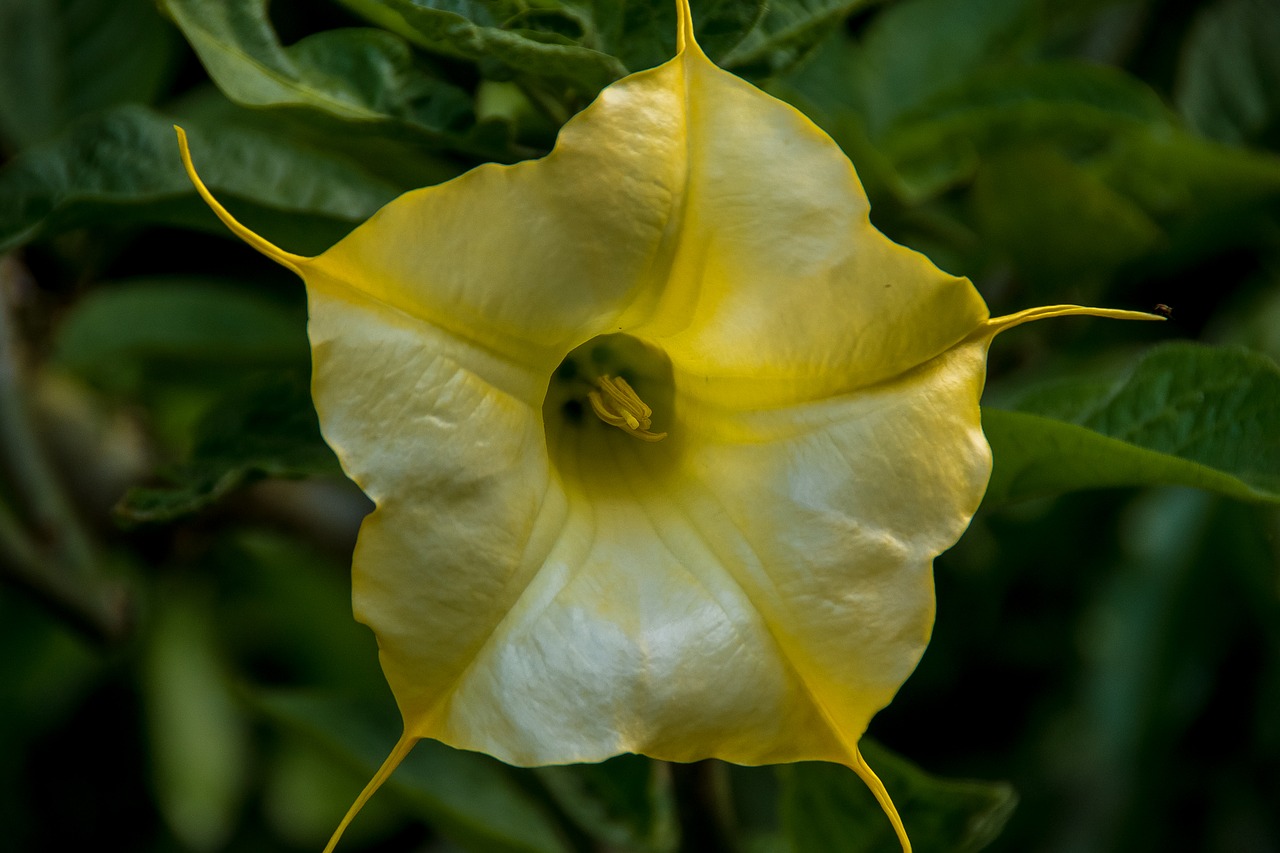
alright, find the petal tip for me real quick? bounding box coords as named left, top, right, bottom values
left=174, top=126, right=306, bottom=274
left=323, top=733, right=418, bottom=853
left=984, top=304, right=1168, bottom=337
left=676, top=0, right=697, bottom=54
left=851, top=746, right=913, bottom=853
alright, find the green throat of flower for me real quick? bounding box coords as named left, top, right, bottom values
left=546, top=332, right=674, bottom=450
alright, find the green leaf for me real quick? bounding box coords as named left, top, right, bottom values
left=52, top=278, right=309, bottom=392
left=144, top=585, right=250, bottom=850
left=332, top=0, right=836, bottom=96
left=882, top=62, right=1173, bottom=199
left=253, top=689, right=572, bottom=853
left=970, top=146, right=1163, bottom=293
left=850, top=0, right=1042, bottom=139
left=780, top=741, right=1017, bottom=852
left=0, top=105, right=399, bottom=253
left=686, top=0, right=769, bottom=64
left=117, top=371, right=339, bottom=525
left=984, top=343, right=1280, bottom=505
left=332, top=0, right=628, bottom=93
left=52, top=280, right=330, bottom=526
left=0, top=0, right=180, bottom=151
left=1176, top=0, right=1280, bottom=148
left=1090, top=127, right=1280, bottom=262
left=536, top=757, right=678, bottom=852
left=715, top=0, right=865, bottom=80
left=774, top=4, right=1172, bottom=202
left=173, top=84, right=468, bottom=192
left=590, top=0, right=768, bottom=76
left=158, top=0, right=508, bottom=155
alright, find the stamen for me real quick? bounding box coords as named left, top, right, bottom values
left=587, top=375, right=667, bottom=442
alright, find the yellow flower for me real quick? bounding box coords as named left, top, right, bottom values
left=177, top=2, right=1157, bottom=849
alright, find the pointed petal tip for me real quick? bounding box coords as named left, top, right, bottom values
left=984, top=304, right=1167, bottom=337
left=850, top=746, right=913, bottom=853
left=173, top=125, right=306, bottom=274
left=323, top=733, right=418, bottom=853
left=675, top=0, right=697, bottom=54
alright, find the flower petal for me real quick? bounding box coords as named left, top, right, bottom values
left=624, top=40, right=991, bottom=409
left=298, top=60, right=695, bottom=369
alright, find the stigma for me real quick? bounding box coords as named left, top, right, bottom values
left=587, top=375, right=667, bottom=442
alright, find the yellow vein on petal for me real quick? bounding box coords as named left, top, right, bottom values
left=983, top=304, right=1164, bottom=337
left=322, top=731, right=418, bottom=853
left=173, top=126, right=307, bottom=275
left=612, top=0, right=703, bottom=337
left=401, top=469, right=568, bottom=748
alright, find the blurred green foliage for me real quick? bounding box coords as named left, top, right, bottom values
left=0, top=0, right=1277, bottom=851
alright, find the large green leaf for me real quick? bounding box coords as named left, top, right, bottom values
left=50, top=275, right=312, bottom=458
left=158, top=0, right=504, bottom=155
left=1089, top=127, right=1280, bottom=263
left=774, top=3, right=1172, bottom=202
left=0, top=0, right=180, bottom=151
left=328, top=0, right=875, bottom=95
left=592, top=0, right=768, bottom=77
left=889, top=59, right=1171, bottom=144
left=984, top=344, right=1280, bottom=505
left=889, top=114, right=1280, bottom=270
left=331, top=0, right=627, bottom=92
left=0, top=105, right=399, bottom=253
left=52, top=277, right=308, bottom=391
left=970, top=146, right=1163, bottom=295
left=52, top=282, right=328, bottom=526
left=1176, top=0, right=1280, bottom=149
left=849, top=0, right=1041, bottom=139
left=330, top=0, right=773, bottom=98
left=253, top=690, right=572, bottom=853
left=780, top=741, right=1017, bottom=852
left=779, top=26, right=1280, bottom=278
left=881, top=63, right=1173, bottom=200
left=718, top=0, right=876, bottom=80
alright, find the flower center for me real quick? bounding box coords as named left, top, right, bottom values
left=588, top=375, right=667, bottom=442
left=543, top=333, right=673, bottom=451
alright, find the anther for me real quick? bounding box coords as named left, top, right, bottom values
left=587, top=375, right=667, bottom=442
